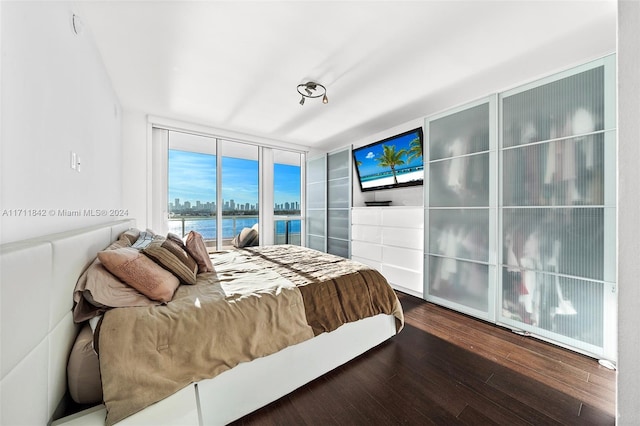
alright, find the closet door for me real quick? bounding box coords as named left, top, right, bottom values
left=326, top=148, right=351, bottom=258
left=499, top=56, right=616, bottom=361
left=424, top=96, right=498, bottom=321
left=306, top=155, right=327, bottom=252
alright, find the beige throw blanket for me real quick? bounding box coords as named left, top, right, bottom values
left=98, top=245, right=404, bottom=425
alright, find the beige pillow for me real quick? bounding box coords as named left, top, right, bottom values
left=143, top=236, right=198, bottom=285
left=185, top=231, right=214, bottom=273
left=67, top=323, right=102, bottom=405
left=73, top=238, right=161, bottom=323
left=232, top=227, right=258, bottom=248
left=118, top=228, right=141, bottom=245
left=98, top=247, right=179, bottom=302
left=73, top=259, right=162, bottom=323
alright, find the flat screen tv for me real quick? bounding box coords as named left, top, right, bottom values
left=352, top=127, right=424, bottom=192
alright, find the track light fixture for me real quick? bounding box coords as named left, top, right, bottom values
left=297, top=81, right=328, bottom=106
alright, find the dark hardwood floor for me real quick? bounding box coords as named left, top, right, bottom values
left=231, top=291, right=616, bottom=425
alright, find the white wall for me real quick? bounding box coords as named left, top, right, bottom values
left=0, top=2, right=123, bottom=244
left=121, top=109, right=149, bottom=229
left=617, top=1, right=640, bottom=424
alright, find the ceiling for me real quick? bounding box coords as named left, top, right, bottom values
left=76, top=1, right=617, bottom=151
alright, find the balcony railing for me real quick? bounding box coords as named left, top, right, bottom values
left=274, top=216, right=302, bottom=245
left=168, top=215, right=301, bottom=249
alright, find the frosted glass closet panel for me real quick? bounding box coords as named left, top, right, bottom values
left=499, top=55, right=616, bottom=360
left=305, top=149, right=351, bottom=257
left=307, top=235, right=325, bottom=252
left=429, top=103, right=490, bottom=160
left=327, top=149, right=350, bottom=179
left=502, top=66, right=605, bottom=148
left=307, top=181, right=326, bottom=209
left=428, top=256, right=489, bottom=313
left=502, top=134, right=605, bottom=207
left=327, top=238, right=349, bottom=258
left=502, top=268, right=604, bottom=347
left=307, top=209, right=325, bottom=237
left=502, top=208, right=608, bottom=281
left=326, top=147, right=351, bottom=258
left=327, top=210, right=350, bottom=243
left=308, top=156, right=327, bottom=182
left=429, top=153, right=490, bottom=208
left=428, top=209, right=489, bottom=263
left=327, top=179, right=350, bottom=208
left=425, top=95, right=496, bottom=320
left=306, top=156, right=326, bottom=252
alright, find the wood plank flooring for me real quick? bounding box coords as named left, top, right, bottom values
left=231, top=291, right=616, bottom=425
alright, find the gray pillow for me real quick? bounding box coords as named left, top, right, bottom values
left=67, top=323, right=102, bottom=404
left=232, top=227, right=258, bottom=248
left=131, top=231, right=155, bottom=249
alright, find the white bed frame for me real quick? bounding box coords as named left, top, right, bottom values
left=0, top=220, right=398, bottom=425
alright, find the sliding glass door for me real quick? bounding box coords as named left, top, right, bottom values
left=273, top=149, right=302, bottom=245
left=160, top=127, right=305, bottom=250
left=168, top=131, right=218, bottom=249
left=219, top=140, right=259, bottom=248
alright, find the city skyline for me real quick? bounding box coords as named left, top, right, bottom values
left=169, top=197, right=300, bottom=213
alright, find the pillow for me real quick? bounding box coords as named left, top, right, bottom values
left=143, top=236, right=198, bottom=285
left=251, top=223, right=260, bottom=245
left=232, top=227, right=258, bottom=248
left=131, top=231, right=155, bottom=250
left=167, top=232, right=187, bottom=249
left=73, top=239, right=161, bottom=323
left=67, top=323, right=102, bottom=405
left=83, top=262, right=162, bottom=307
left=184, top=231, right=214, bottom=273
left=98, top=247, right=179, bottom=302
left=118, top=228, right=141, bottom=245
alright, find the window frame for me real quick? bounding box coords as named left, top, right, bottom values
left=149, top=119, right=306, bottom=249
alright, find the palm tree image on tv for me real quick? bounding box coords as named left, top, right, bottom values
left=407, top=135, right=422, bottom=163
left=352, top=128, right=424, bottom=191
left=377, top=144, right=407, bottom=185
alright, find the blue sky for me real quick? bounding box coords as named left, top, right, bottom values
left=168, top=150, right=300, bottom=206
left=353, top=131, right=422, bottom=177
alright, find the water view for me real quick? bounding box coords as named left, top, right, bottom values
left=169, top=216, right=301, bottom=244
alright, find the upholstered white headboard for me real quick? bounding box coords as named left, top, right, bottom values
left=0, top=219, right=135, bottom=425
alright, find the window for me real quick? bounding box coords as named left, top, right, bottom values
left=168, top=131, right=217, bottom=249
left=273, top=150, right=302, bottom=245
left=220, top=140, right=259, bottom=248
left=159, top=127, right=305, bottom=249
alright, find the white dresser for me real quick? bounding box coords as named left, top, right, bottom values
left=351, top=207, right=423, bottom=297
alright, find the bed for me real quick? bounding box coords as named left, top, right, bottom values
left=0, top=220, right=403, bottom=425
